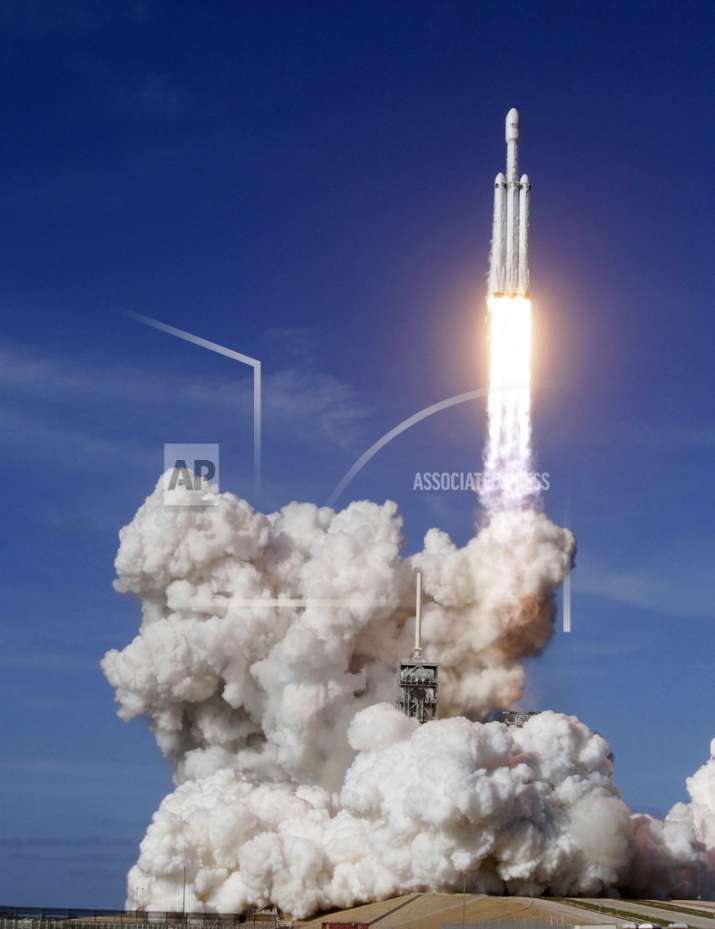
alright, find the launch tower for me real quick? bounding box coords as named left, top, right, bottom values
left=396, top=571, right=438, bottom=724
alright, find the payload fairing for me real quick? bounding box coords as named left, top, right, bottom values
left=488, top=108, right=530, bottom=297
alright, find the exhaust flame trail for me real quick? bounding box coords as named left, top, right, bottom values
left=481, top=294, right=539, bottom=511
left=482, top=108, right=538, bottom=512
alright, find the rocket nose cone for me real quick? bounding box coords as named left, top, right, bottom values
left=495, top=172, right=506, bottom=185
left=506, top=107, right=520, bottom=142
left=520, top=173, right=530, bottom=187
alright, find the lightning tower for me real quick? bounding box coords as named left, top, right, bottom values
left=396, top=571, right=438, bottom=724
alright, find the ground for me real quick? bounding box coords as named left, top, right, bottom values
left=295, top=895, right=715, bottom=929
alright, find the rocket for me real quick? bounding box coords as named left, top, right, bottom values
left=488, top=108, right=530, bottom=297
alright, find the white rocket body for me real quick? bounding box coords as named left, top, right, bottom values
left=488, top=108, right=530, bottom=297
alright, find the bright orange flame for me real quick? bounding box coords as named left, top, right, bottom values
left=482, top=295, right=536, bottom=510
left=487, top=295, right=532, bottom=394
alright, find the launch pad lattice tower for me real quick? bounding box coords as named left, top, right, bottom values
left=396, top=571, right=438, bottom=724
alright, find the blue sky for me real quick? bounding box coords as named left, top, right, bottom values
left=2, top=0, right=715, bottom=908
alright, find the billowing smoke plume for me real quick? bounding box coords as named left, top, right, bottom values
left=103, top=475, right=714, bottom=913
left=627, top=739, right=715, bottom=897
left=103, top=476, right=574, bottom=788
left=128, top=707, right=632, bottom=915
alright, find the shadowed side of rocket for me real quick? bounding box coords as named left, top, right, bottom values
left=488, top=108, right=530, bottom=297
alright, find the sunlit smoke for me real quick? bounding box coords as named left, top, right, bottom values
left=103, top=474, right=576, bottom=913
left=481, top=295, right=540, bottom=511
left=100, top=283, right=715, bottom=913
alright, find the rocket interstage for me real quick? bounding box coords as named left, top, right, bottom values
left=488, top=107, right=530, bottom=297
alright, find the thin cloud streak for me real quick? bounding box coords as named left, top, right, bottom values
left=0, top=341, right=369, bottom=454
left=574, top=559, right=715, bottom=620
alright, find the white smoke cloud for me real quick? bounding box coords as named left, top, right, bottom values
left=125, top=708, right=634, bottom=916
left=627, top=740, right=715, bottom=898
left=103, top=474, right=714, bottom=914
left=103, top=474, right=574, bottom=787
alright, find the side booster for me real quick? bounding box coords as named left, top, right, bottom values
left=488, top=108, right=530, bottom=297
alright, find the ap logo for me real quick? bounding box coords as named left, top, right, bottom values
left=163, top=444, right=220, bottom=507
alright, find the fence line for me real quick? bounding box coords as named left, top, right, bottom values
left=1, top=918, right=566, bottom=929
left=0, top=922, right=272, bottom=928
left=0, top=911, right=291, bottom=929
left=0, top=922, right=293, bottom=929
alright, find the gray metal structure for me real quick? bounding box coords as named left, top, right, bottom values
left=499, top=709, right=539, bottom=728
left=396, top=571, right=438, bottom=724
